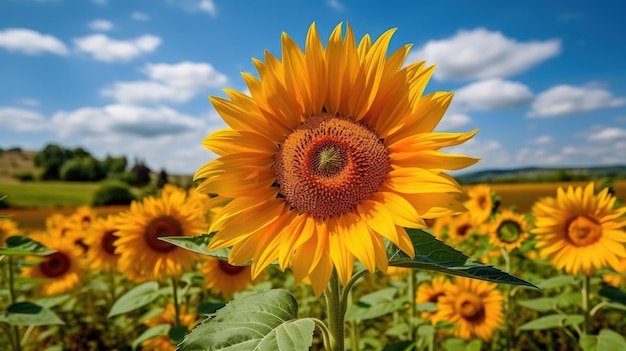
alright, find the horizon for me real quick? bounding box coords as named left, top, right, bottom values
left=1, top=0, right=625, bottom=174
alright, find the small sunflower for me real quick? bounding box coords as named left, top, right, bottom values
left=195, top=22, right=477, bottom=295
left=603, top=257, right=626, bottom=287
left=489, top=210, right=529, bottom=251
left=532, top=183, right=626, bottom=276
left=0, top=218, right=19, bottom=244
left=141, top=303, right=197, bottom=351
left=433, top=277, right=504, bottom=341
left=447, top=212, right=478, bottom=242
left=71, top=205, right=96, bottom=229
left=464, top=185, right=494, bottom=225
left=83, top=215, right=120, bottom=272
left=416, top=276, right=452, bottom=320
left=115, top=190, right=208, bottom=282
left=200, top=256, right=259, bottom=299
left=21, top=234, right=85, bottom=296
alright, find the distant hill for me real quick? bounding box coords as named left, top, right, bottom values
left=456, top=165, right=626, bottom=184
left=0, top=148, right=39, bottom=182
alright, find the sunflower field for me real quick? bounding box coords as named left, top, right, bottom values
left=2, top=22, right=626, bottom=351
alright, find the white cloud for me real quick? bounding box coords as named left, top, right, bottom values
left=587, top=127, right=626, bottom=142
left=0, top=28, right=68, bottom=56
left=409, top=28, right=561, bottom=81
left=18, top=98, right=40, bottom=107
left=436, top=113, right=472, bottom=131
left=73, top=34, right=161, bottom=62
left=101, top=61, right=228, bottom=104
left=0, top=107, right=49, bottom=132
left=327, top=0, right=344, bottom=11
left=51, top=104, right=206, bottom=138
left=198, top=0, right=217, bottom=16
left=88, top=19, right=114, bottom=32
left=528, top=84, right=626, bottom=118
left=448, top=138, right=511, bottom=170
left=454, top=79, right=533, bottom=110
left=528, top=135, right=553, bottom=145
left=132, top=11, right=150, bottom=21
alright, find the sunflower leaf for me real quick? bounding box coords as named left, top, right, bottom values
left=0, top=236, right=55, bottom=256
left=580, top=328, right=626, bottom=351
left=345, top=287, right=409, bottom=321
left=517, top=314, right=583, bottom=331
left=0, top=302, right=64, bottom=326
left=387, top=228, right=538, bottom=289
left=159, top=232, right=231, bottom=261
left=108, top=281, right=163, bottom=318
left=131, top=323, right=170, bottom=351
left=599, top=286, right=626, bottom=306
left=178, top=289, right=315, bottom=351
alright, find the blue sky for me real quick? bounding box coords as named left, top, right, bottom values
left=1, top=0, right=625, bottom=175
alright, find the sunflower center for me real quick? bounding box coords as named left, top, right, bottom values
left=101, top=230, right=118, bottom=255
left=456, top=224, right=471, bottom=237
left=497, top=220, right=522, bottom=244
left=218, top=260, right=246, bottom=275
left=274, top=113, right=389, bottom=219
left=428, top=292, right=445, bottom=303
left=456, top=293, right=485, bottom=322
left=567, top=216, right=602, bottom=247
left=145, top=216, right=182, bottom=253
left=40, top=252, right=71, bottom=278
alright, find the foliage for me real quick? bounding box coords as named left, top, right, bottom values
left=91, top=181, right=136, bottom=206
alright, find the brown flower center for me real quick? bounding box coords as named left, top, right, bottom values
left=428, top=292, right=445, bottom=303
left=455, top=292, right=485, bottom=322
left=218, top=260, right=246, bottom=275
left=40, top=252, right=71, bottom=278
left=145, top=216, right=182, bottom=252
left=101, top=230, right=119, bottom=255
left=456, top=224, right=471, bottom=238
left=274, top=114, right=389, bottom=219
left=567, top=216, right=602, bottom=247
left=497, top=220, right=522, bottom=244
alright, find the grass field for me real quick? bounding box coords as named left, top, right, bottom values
left=0, top=181, right=100, bottom=208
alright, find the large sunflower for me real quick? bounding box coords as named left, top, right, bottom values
left=195, top=23, right=478, bottom=295
left=21, top=234, right=85, bottom=296
left=433, top=277, right=504, bottom=341
left=84, top=214, right=120, bottom=272
left=532, top=183, right=626, bottom=276
left=489, top=210, right=529, bottom=251
left=200, top=256, right=259, bottom=299
left=115, top=190, right=208, bottom=282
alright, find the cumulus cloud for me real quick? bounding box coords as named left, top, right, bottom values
left=327, top=0, right=344, bottom=11
left=436, top=113, right=472, bottom=131
left=528, top=135, right=553, bottom=145
left=587, top=127, right=626, bottom=142
left=198, top=0, right=217, bottom=16
left=132, top=11, right=150, bottom=21
left=51, top=104, right=206, bottom=138
left=0, top=107, right=49, bottom=132
left=528, top=84, right=626, bottom=118
left=101, top=61, right=228, bottom=104
left=73, top=34, right=161, bottom=62
left=454, top=79, right=533, bottom=110
left=0, top=28, right=68, bottom=56
left=88, top=19, right=114, bottom=31
left=409, top=28, right=561, bottom=81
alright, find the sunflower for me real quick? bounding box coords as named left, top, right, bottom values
left=0, top=218, right=19, bottom=244
left=464, top=185, right=494, bottom=225
left=200, top=256, right=259, bottom=299
left=141, top=303, right=197, bottom=351
left=21, top=234, right=85, bottom=296
left=115, top=190, right=208, bottom=282
left=532, top=183, right=626, bottom=276
left=83, top=215, right=120, bottom=272
left=603, top=257, right=626, bottom=287
left=416, top=276, right=452, bottom=321
left=489, top=210, right=529, bottom=251
left=194, top=23, right=477, bottom=295
left=447, top=212, right=478, bottom=242
left=433, top=277, right=504, bottom=341
left=71, top=205, right=96, bottom=229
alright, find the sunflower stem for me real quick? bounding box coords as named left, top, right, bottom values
left=407, top=269, right=417, bottom=344
left=311, top=317, right=331, bottom=349
left=325, top=270, right=345, bottom=351
left=501, top=247, right=513, bottom=351
left=581, top=275, right=590, bottom=336
left=341, top=269, right=368, bottom=314
left=171, top=278, right=181, bottom=327
left=8, top=256, right=22, bottom=351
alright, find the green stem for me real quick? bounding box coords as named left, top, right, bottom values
left=501, top=248, right=513, bottom=351
left=407, top=269, right=416, bottom=344
left=171, top=278, right=181, bottom=327
left=341, top=269, right=368, bottom=316
left=8, top=256, right=22, bottom=351
left=325, top=270, right=344, bottom=351
left=581, top=275, right=590, bottom=336
left=311, top=317, right=331, bottom=349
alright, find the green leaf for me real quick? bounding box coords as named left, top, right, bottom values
left=198, top=301, right=226, bottom=315
left=0, top=236, right=55, bottom=256
left=179, top=289, right=315, bottom=351
left=108, top=281, right=162, bottom=318
left=159, top=232, right=230, bottom=261
left=131, top=324, right=170, bottom=351
left=580, top=329, right=626, bottom=351
left=517, top=297, right=569, bottom=312
left=169, top=325, right=188, bottom=344
left=0, top=302, right=64, bottom=326
left=517, top=314, right=583, bottom=331
left=387, top=228, right=537, bottom=288
left=345, top=287, right=409, bottom=321
left=383, top=341, right=413, bottom=351
left=599, top=286, right=626, bottom=305
left=536, top=275, right=576, bottom=290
